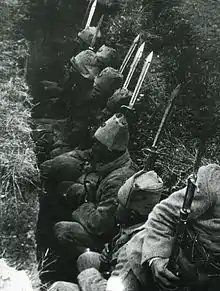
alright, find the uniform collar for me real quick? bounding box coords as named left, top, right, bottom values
left=96, top=150, right=131, bottom=176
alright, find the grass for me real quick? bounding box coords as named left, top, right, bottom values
left=0, top=0, right=40, bottom=289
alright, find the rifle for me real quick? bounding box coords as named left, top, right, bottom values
left=142, top=84, right=181, bottom=171
left=167, top=140, right=205, bottom=275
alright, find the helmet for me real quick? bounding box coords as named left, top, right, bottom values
left=70, top=49, right=99, bottom=80
left=92, top=67, right=123, bottom=104
left=96, top=45, right=116, bottom=66
left=117, top=170, right=164, bottom=216
left=94, top=113, right=129, bottom=151
left=107, top=88, right=133, bottom=112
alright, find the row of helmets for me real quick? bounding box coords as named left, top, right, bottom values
left=71, top=0, right=139, bottom=112
left=72, top=0, right=163, bottom=214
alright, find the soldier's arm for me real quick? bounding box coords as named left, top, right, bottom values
left=78, top=268, right=107, bottom=291
left=71, top=174, right=125, bottom=236
left=78, top=244, right=140, bottom=291
left=141, top=163, right=218, bottom=264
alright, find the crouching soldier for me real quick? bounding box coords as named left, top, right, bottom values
left=48, top=169, right=164, bottom=291
left=51, top=163, right=220, bottom=291
left=54, top=113, right=137, bottom=253
left=70, top=44, right=116, bottom=83
left=40, top=113, right=137, bottom=283
left=66, top=45, right=117, bottom=148
left=93, top=163, right=220, bottom=291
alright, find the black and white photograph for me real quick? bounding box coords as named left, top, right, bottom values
left=0, top=0, right=220, bottom=290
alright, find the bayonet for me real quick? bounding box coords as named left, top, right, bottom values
left=119, top=34, right=141, bottom=74
left=89, top=14, right=104, bottom=49
left=152, top=84, right=181, bottom=148
left=122, top=51, right=153, bottom=111
left=82, top=0, right=94, bottom=28
left=85, top=0, right=97, bottom=28
left=122, top=42, right=145, bottom=90
left=143, top=84, right=181, bottom=171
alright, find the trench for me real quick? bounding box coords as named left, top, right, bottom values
left=22, top=0, right=220, bottom=287
left=26, top=1, right=88, bottom=162
left=23, top=0, right=190, bottom=285
left=24, top=0, right=132, bottom=285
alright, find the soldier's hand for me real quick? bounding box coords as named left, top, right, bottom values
left=177, top=249, right=198, bottom=283
left=100, top=243, right=111, bottom=264
left=151, top=258, right=179, bottom=290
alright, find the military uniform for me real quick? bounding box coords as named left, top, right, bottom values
left=111, top=163, right=220, bottom=291
left=38, top=114, right=136, bottom=284
left=36, top=149, right=92, bottom=266
left=66, top=45, right=117, bottom=148
left=50, top=170, right=164, bottom=291
left=54, top=114, right=137, bottom=253
left=52, top=164, right=220, bottom=291
left=90, top=67, right=123, bottom=108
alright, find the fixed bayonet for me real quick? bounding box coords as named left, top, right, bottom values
left=122, top=42, right=145, bottom=90
left=89, top=14, right=104, bottom=49
left=143, top=84, right=181, bottom=171
left=119, top=34, right=141, bottom=74
left=85, top=0, right=97, bottom=28
left=122, top=51, right=153, bottom=111
left=82, top=0, right=94, bottom=28
left=152, top=84, right=181, bottom=148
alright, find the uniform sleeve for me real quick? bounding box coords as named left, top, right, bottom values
left=71, top=174, right=126, bottom=236
left=68, top=149, right=91, bottom=161
left=141, top=164, right=218, bottom=264
left=77, top=268, right=107, bottom=291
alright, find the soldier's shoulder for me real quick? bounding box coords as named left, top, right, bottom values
left=197, top=163, right=220, bottom=180
left=197, top=163, right=220, bottom=195
left=109, top=163, right=137, bottom=181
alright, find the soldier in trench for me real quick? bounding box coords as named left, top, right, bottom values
left=41, top=43, right=118, bottom=150
left=37, top=112, right=137, bottom=283
left=49, top=163, right=220, bottom=291
left=49, top=169, right=164, bottom=291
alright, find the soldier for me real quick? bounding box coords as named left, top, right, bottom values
left=41, top=44, right=116, bottom=149
left=89, top=66, right=124, bottom=109
left=42, top=44, right=116, bottom=102
left=48, top=163, right=220, bottom=291
left=124, top=163, right=220, bottom=291
left=73, top=163, right=220, bottom=291
left=48, top=169, right=164, bottom=291
left=37, top=113, right=137, bottom=283
left=70, top=44, right=116, bottom=82
left=54, top=113, right=137, bottom=253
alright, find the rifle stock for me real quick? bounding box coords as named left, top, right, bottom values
left=167, top=175, right=197, bottom=274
